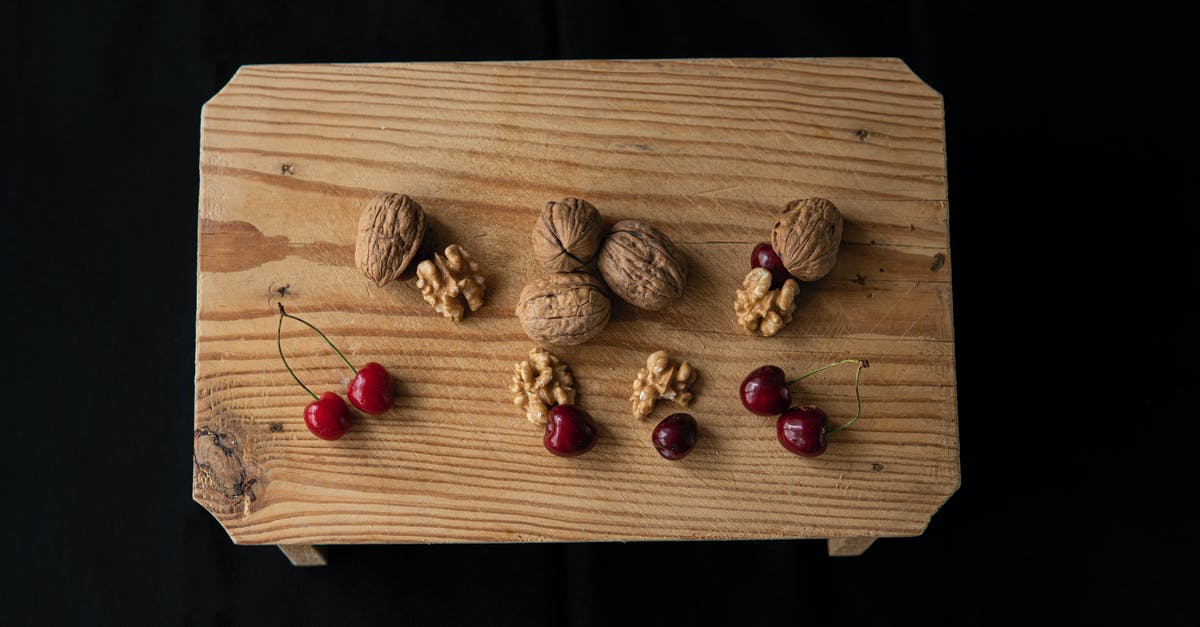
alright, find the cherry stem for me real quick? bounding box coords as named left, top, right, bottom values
left=277, top=303, right=357, bottom=374
left=783, top=358, right=869, bottom=435
left=277, top=314, right=317, bottom=401
left=827, top=360, right=868, bottom=435
left=785, top=359, right=863, bottom=386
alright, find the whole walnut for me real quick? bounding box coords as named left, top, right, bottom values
left=516, top=272, right=612, bottom=345
left=532, top=197, right=604, bottom=272
left=597, top=220, right=687, bottom=311
left=355, top=193, right=428, bottom=287
left=770, top=198, right=843, bottom=281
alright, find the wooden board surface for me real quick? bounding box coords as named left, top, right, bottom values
left=194, top=58, right=958, bottom=545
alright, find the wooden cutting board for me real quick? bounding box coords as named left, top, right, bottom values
left=194, top=58, right=958, bottom=558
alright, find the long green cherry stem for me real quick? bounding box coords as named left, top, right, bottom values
left=785, top=359, right=862, bottom=385
left=826, top=360, right=868, bottom=435
left=277, top=313, right=317, bottom=401
left=785, top=358, right=869, bottom=435
left=277, top=303, right=357, bottom=374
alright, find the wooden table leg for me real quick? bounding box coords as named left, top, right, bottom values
left=827, top=537, right=877, bottom=557
left=278, top=544, right=327, bottom=566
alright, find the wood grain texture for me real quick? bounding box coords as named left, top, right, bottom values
left=193, top=58, right=958, bottom=546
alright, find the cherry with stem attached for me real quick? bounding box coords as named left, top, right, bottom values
left=277, top=308, right=351, bottom=440
left=278, top=303, right=395, bottom=419
left=740, top=359, right=867, bottom=416
left=771, top=359, right=868, bottom=457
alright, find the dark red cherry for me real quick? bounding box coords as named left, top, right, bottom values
left=544, top=404, right=598, bottom=457
left=739, top=365, right=791, bottom=416
left=751, top=242, right=791, bottom=289
left=652, top=413, right=698, bottom=460
left=347, top=362, right=393, bottom=415
left=776, top=406, right=828, bottom=457
left=304, top=392, right=352, bottom=441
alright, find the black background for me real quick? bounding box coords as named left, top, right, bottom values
left=3, top=2, right=1195, bottom=625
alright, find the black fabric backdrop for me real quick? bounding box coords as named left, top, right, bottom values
left=3, top=2, right=1194, bottom=625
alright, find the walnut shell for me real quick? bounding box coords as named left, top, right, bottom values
left=355, top=193, right=428, bottom=287
left=770, top=198, right=843, bottom=281
left=597, top=220, right=687, bottom=311
left=532, top=197, right=604, bottom=272
left=516, top=272, right=611, bottom=345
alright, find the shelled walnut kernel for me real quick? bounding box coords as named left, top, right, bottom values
left=415, top=244, right=487, bottom=322
left=508, top=347, right=577, bottom=425
left=734, top=267, right=799, bottom=337
left=630, top=351, right=697, bottom=420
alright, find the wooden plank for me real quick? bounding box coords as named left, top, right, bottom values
left=193, top=58, right=959, bottom=546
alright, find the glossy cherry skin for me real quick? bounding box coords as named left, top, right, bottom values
left=740, top=365, right=791, bottom=416
left=347, top=362, right=393, bottom=415
left=751, top=242, right=791, bottom=289
left=776, top=406, right=828, bottom=457
left=544, top=404, right=598, bottom=457
left=652, top=413, right=698, bottom=460
left=304, top=392, right=352, bottom=440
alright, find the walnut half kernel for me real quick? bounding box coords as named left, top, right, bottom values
left=508, top=347, right=577, bottom=425
left=630, top=351, right=697, bottom=420
left=415, top=244, right=487, bottom=322
left=735, top=267, right=799, bottom=337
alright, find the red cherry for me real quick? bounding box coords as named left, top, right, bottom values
left=751, top=242, right=791, bottom=289
left=348, top=362, right=393, bottom=415
left=739, top=365, right=791, bottom=416
left=652, top=413, right=698, bottom=460
left=544, top=404, right=598, bottom=457
left=304, top=392, right=352, bottom=440
left=776, top=406, right=828, bottom=457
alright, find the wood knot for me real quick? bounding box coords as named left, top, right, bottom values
left=930, top=253, right=946, bottom=272
left=194, top=429, right=254, bottom=500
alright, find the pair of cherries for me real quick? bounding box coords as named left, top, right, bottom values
left=740, top=359, right=868, bottom=456
left=543, top=406, right=699, bottom=460
left=277, top=304, right=394, bottom=440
